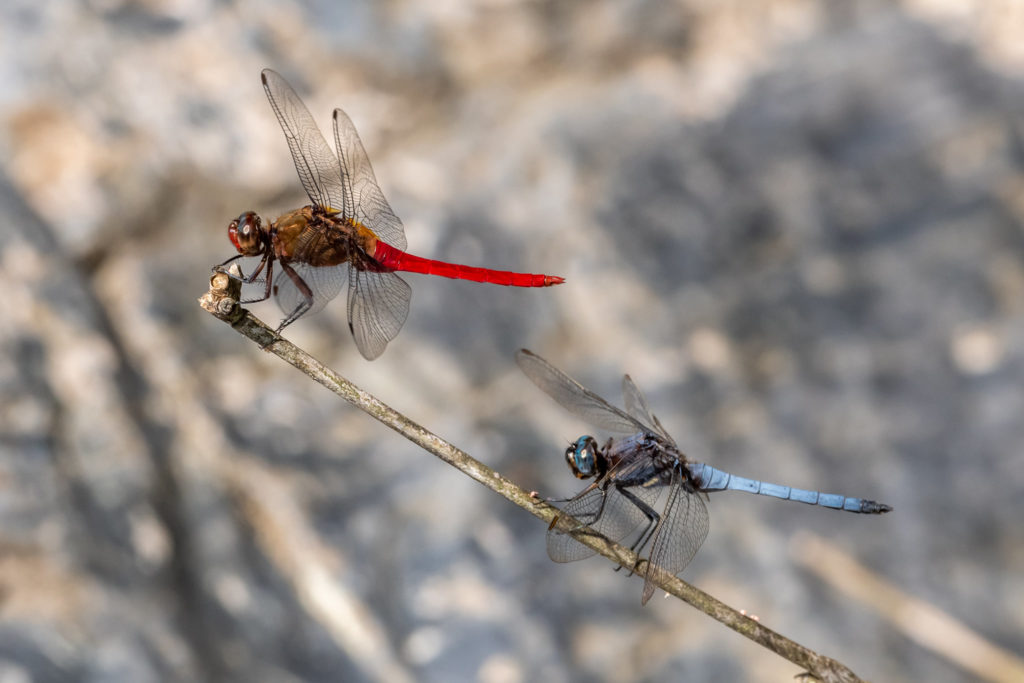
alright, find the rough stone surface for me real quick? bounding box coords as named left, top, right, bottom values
left=1, top=2, right=1022, bottom=682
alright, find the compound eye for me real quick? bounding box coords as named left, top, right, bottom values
left=243, top=214, right=262, bottom=236
left=228, top=212, right=264, bottom=255
left=227, top=217, right=243, bottom=252
left=564, top=436, right=599, bottom=479
left=240, top=214, right=255, bottom=236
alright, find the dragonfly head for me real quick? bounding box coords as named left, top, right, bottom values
left=228, top=211, right=266, bottom=256
left=565, top=436, right=604, bottom=480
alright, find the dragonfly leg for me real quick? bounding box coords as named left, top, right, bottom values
left=216, top=252, right=267, bottom=284
left=556, top=484, right=612, bottom=542
left=212, top=253, right=243, bottom=272
left=216, top=251, right=277, bottom=305
left=545, top=494, right=578, bottom=504
left=275, top=260, right=314, bottom=331
left=238, top=255, right=275, bottom=305
left=547, top=477, right=603, bottom=506
left=615, top=484, right=661, bottom=576
left=552, top=493, right=610, bottom=545
left=576, top=487, right=609, bottom=528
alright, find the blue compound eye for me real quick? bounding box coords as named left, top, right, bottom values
left=565, top=436, right=599, bottom=479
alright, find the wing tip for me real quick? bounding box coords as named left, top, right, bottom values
left=515, top=348, right=539, bottom=370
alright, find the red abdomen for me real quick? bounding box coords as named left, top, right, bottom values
left=372, top=242, right=564, bottom=287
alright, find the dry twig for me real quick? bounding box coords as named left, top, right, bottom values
left=200, top=269, right=869, bottom=683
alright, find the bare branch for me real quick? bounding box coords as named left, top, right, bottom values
left=200, top=273, right=868, bottom=683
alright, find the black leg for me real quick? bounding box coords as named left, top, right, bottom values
left=216, top=251, right=276, bottom=305
left=213, top=254, right=243, bottom=272
left=275, top=261, right=314, bottom=331
left=238, top=256, right=274, bottom=305
left=617, top=485, right=660, bottom=554
left=216, top=252, right=268, bottom=285
left=610, top=485, right=661, bottom=577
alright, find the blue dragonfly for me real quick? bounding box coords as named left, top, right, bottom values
left=516, top=349, right=892, bottom=605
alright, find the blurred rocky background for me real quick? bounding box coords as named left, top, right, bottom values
left=2, top=0, right=1023, bottom=681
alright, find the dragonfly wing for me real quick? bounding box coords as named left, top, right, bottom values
left=547, top=487, right=603, bottom=563
left=261, top=69, right=348, bottom=213
left=641, top=468, right=709, bottom=605
left=548, top=474, right=663, bottom=564
left=622, top=375, right=676, bottom=446
left=516, top=350, right=649, bottom=435
left=346, top=268, right=411, bottom=360
left=273, top=261, right=348, bottom=320
left=333, top=109, right=407, bottom=251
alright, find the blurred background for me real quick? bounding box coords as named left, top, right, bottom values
left=2, top=1, right=1023, bottom=681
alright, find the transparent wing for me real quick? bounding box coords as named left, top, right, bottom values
left=333, top=109, right=407, bottom=250
left=346, top=268, right=411, bottom=360
left=548, top=467, right=664, bottom=564
left=273, top=261, right=348, bottom=321
left=516, top=350, right=652, bottom=435
left=622, top=375, right=676, bottom=446
left=261, top=69, right=348, bottom=213
left=641, top=468, right=709, bottom=605
left=548, top=452, right=667, bottom=563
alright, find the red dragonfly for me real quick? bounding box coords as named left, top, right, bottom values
left=218, top=69, right=564, bottom=359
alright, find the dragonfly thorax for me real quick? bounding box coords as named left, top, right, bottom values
left=565, top=435, right=608, bottom=480
left=228, top=211, right=267, bottom=257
